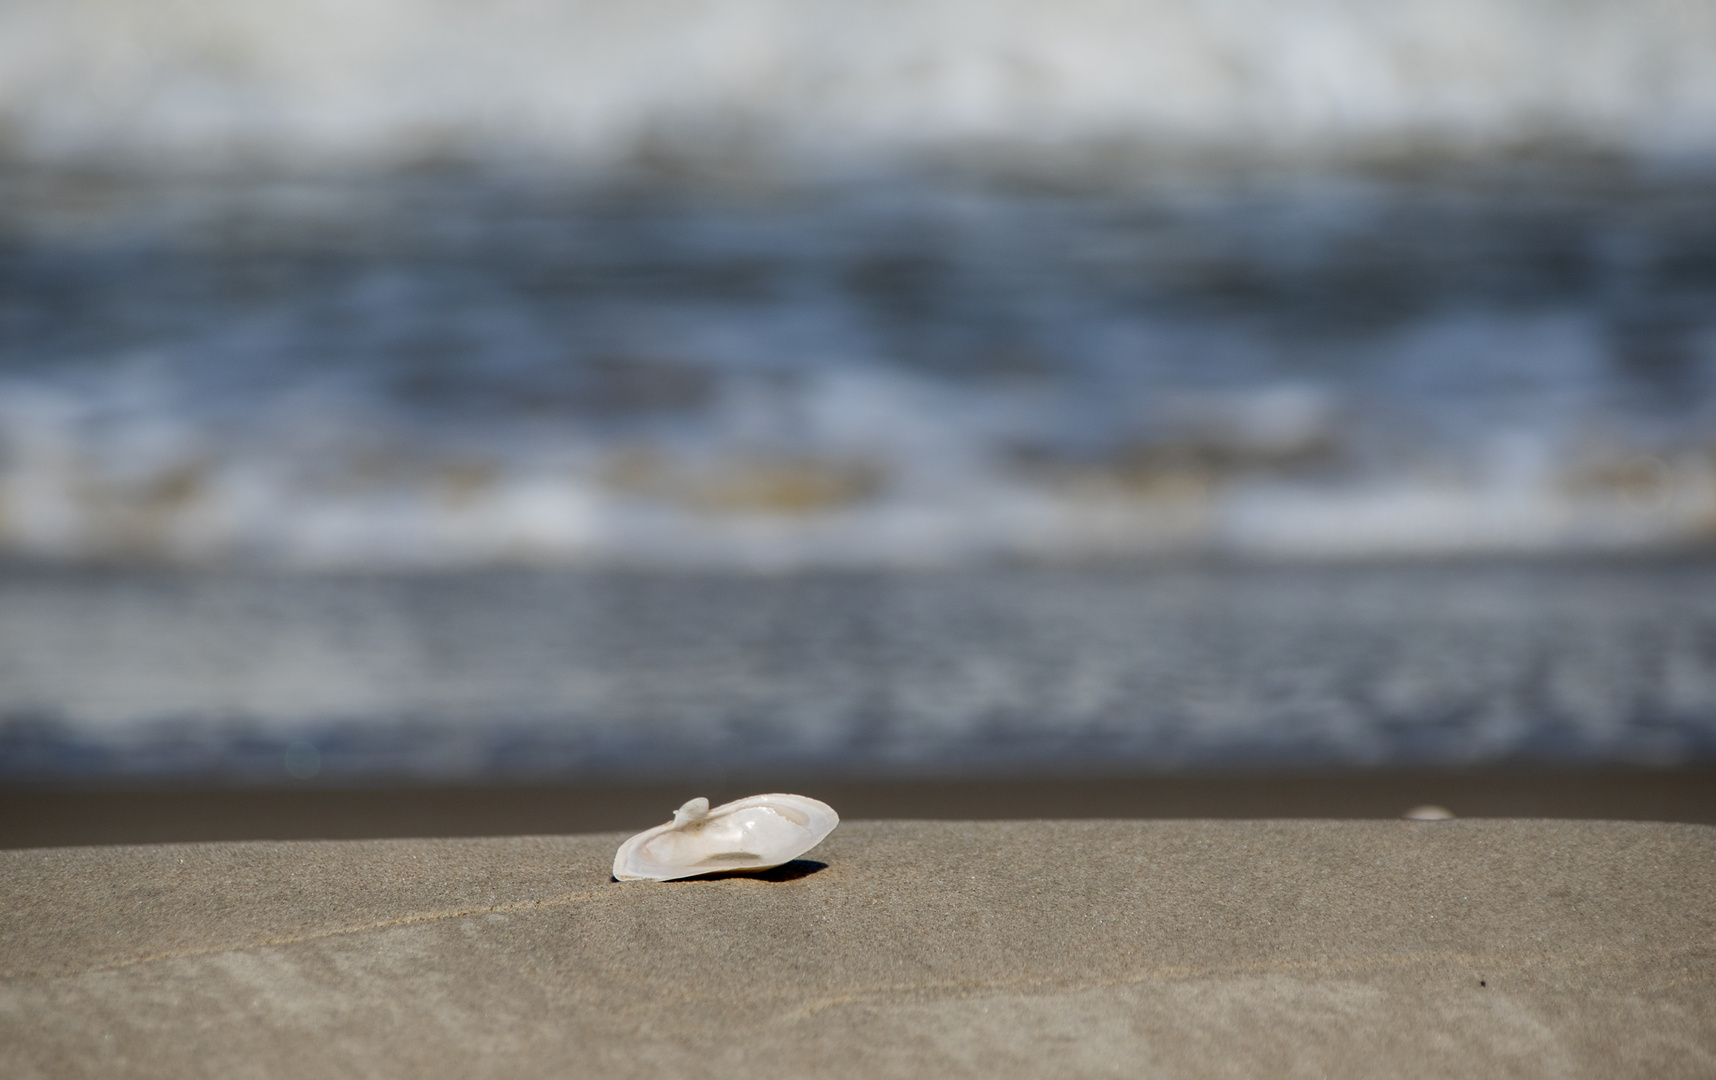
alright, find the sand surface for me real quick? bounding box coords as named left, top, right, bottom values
left=3, top=820, right=1713, bottom=1078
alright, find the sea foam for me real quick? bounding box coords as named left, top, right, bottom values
left=1, top=0, right=1714, bottom=173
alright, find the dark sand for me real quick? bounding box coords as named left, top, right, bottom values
left=4, top=767, right=1714, bottom=849
left=3, top=820, right=1712, bottom=1078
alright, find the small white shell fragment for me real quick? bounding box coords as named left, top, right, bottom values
left=612, top=793, right=839, bottom=881
left=1404, top=804, right=1456, bottom=821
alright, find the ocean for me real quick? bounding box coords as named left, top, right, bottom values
left=1, top=0, right=1714, bottom=781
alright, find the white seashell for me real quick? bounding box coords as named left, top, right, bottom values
left=612, top=793, right=839, bottom=881
left=1403, top=804, right=1455, bottom=820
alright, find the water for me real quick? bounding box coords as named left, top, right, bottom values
left=4, top=564, right=1715, bottom=781
left=2, top=0, right=1715, bottom=569
left=5, top=0, right=1715, bottom=172
left=3, top=164, right=1714, bottom=568
left=3, top=0, right=1716, bottom=779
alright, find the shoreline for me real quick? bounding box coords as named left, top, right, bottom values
left=6, top=765, right=1714, bottom=849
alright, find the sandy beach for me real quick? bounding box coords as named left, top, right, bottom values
left=6, top=0, right=1716, bottom=1072
left=4, top=819, right=1712, bottom=1077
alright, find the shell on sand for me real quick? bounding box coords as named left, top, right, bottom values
left=613, top=794, right=839, bottom=881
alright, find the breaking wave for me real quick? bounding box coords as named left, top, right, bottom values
left=2, top=169, right=1714, bottom=569
left=2, top=0, right=1715, bottom=568
left=1, top=0, right=1715, bottom=174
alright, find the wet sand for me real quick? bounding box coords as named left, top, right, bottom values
left=3, top=820, right=1711, bottom=1078
left=5, top=766, right=1714, bottom=848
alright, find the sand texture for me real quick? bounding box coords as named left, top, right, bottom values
left=2, top=820, right=1713, bottom=1078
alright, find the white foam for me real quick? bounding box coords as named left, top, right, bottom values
left=2, top=0, right=1715, bottom=172
left=1, top=348, right=1712, bottom=569
left=1, top=158, right=1710, bottom=569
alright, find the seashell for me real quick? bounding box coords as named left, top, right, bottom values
left=613, top=793, right=839, bottom=881
left=1403, top=804, right=1455, bottom=821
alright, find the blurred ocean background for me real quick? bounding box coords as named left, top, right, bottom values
left=2, top=0, right=1716, bottom=792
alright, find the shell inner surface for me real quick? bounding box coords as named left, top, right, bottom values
left=640, top=806, right=804, bottom=870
